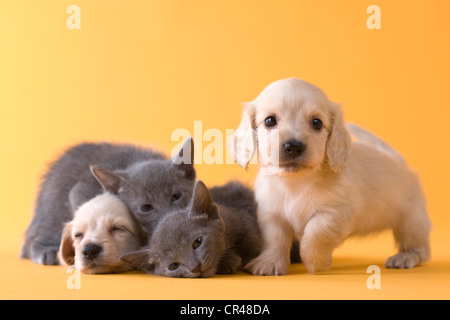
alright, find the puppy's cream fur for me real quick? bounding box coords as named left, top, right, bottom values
left=229, top=78, right=431, bottom=275
left=59, top=193, right=147, bottom=274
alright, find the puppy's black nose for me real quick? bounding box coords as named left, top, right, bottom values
left=283, top=140, right=306, bottom=158
left=82, top=244, right=102, bottom=260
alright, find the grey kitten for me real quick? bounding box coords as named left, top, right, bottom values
left=209, top=181, right=301, bottom=264
left=209, top=181, right=257, bottom=216
left=21, top=138, right=195, bottom=265
left=121, top=180, right=262, bottom=278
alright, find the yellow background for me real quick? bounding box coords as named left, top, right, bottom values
left=1, top=0, right=449, bottom=299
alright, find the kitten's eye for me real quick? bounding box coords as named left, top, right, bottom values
left=264, top=116, right=277, bottom=128
left=311, top=119, right=323, bottom=131
left=168, top=262, right=180, bottom=271
left=192, top=237, right=202, bottom=250
left=74, top=232, right=83, bottom=239
left=171, top=192, right=182, bottom=202
left=140, top=204, right=154, bottom=213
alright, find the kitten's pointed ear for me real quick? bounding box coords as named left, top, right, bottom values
left=171, top=137, right=196, bottom=180
left=90, top=165, right=125, bottom=194
left=189, top=180, right=219, bottom=220
left=120, top=249, right=155, bottom=272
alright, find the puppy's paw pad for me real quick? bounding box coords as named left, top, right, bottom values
left=385, top=252, right=420, bottom=269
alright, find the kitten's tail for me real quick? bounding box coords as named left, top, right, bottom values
left=346, top=123, right=406, bottom=163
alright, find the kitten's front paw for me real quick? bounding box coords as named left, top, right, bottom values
left=385, top=252, right=420, bottom=269
left=30, top=243, right=59, bottom=265
left=245, top=253, right=289, bottom=276
left=217, top=254, right=241, bottom=274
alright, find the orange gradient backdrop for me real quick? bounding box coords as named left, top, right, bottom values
left=0, top=0, right=449, bottom=299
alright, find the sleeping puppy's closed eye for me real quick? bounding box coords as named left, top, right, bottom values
left=58, top=193, right=147, bottom=274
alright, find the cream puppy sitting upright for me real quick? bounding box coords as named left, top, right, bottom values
left=59, top=193, right=147, bottom=274
left=228, top=78, right=431, bottom=275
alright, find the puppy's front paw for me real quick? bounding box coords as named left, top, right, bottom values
left=385, top=252, right=420, bottom=269
left=302, top=252, right=332, bottom=274
left=245, top=253, right=289, bottom=276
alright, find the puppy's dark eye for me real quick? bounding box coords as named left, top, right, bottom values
left=192, top=237, right=202, bottom=250
left=74, top=232, right=83, bottom=239
left=168, top=262, right=180, bottom=271
left=140, top=204, right=154, bottom=213
left=171, top=192, right=182, bottom=202
left=311, top=119, right=323, bottom=131
left=264, top=116, right=277, bottom=128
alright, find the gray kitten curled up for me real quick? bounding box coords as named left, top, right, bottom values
left=21, top=138, right=195, bottom=265
left=121, top=180, right=262, bottom=278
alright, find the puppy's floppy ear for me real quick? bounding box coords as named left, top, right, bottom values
left=227, top=102, right=257, bottom=170
left=326, top=103, right=352, bottom=172
left=58, top=223, right=75, bottom=266
left=120, top=249, right=155, bottom=273
left=189, top=180, right=219, bottom=220
left=90, top=165, right=125, bottom=194
left=171, top=137, right=196, bottom=180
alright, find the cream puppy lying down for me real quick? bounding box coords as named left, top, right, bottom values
left=229, top=78, right=431, bottom=275
left=59, top=193, right=147, bottom=274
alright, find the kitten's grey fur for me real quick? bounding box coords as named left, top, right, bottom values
left=121, top=180, right=263, bottom=278
left=21, top=138, right=195, bottom=265
left=211, top=181, right=301, bottom=264
left=209, top=181, right=257, bottom=216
